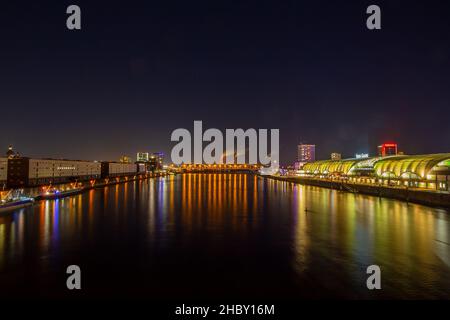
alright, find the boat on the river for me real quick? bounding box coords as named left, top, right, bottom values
left=37, top=185, right=84, bottom=200
left=0, top=190, right=35, bottom=214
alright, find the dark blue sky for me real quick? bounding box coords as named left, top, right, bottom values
left=1, top=0, right=450, bottom=164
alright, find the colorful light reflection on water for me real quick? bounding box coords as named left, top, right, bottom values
left=0, top=174, right=449, bottom=299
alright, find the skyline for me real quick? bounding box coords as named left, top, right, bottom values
left=2, top=137, right=449, bottom=165
left=1, top=1, right=450, bottom=162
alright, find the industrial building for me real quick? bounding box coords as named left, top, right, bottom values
left=7, top=158, right=102, bottom=188
left=0, top=158, right=7, bottom=187
left=300, top=153, right=450, bottom=191
left=100, top=162, right=139, bottom=178
left=2, top=145, right=162, bottom=189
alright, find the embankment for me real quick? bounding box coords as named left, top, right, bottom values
left=262, top=175, right=450, bottom=209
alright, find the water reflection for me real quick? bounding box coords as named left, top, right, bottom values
left=0, top=174, right=449, bottom=299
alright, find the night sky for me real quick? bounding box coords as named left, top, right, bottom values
left=1, top=0, right=450, bottom=164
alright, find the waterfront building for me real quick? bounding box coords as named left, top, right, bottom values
left=300, top=153, right=450, bottom=191
left=137, top=163, right=146, bottom=173
left=298, top=144, right=315, bottom=163
left=378, top=143, right=398, bottom=157
left=152, top=152, right=164, bottom=169
left=148, top=155, right=158, bottom=172
left=136, top=152, right=149, bottom=163
left=7, top=158, right=101, bottom=188
left=0, top=158, right=7, bottom=187
left=100, top=162, right=138, bottom=178
left=331, top=153, right=342, bottom=160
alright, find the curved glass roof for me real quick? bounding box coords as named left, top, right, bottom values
left=373, top=154, right=450, bottom=178
left=302, top=154, right=450, bottom=179
left=303, top=159, right=364, bottom=175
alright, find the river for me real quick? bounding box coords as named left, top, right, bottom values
left=0, top=173, right=449, bottom=299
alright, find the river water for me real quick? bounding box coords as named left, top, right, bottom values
left=0, top=173, right=449, bottom=300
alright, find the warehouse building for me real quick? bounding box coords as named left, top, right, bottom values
left=0, top=158, right=7, bottom=188
left=7, top=157, right=101, bottom=188
left=301, top=153, right=450, bottom=191
left=100, top=162, right=138, bottom=178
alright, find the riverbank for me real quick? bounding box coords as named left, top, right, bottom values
left=0, top=172, right=173, bottom=202
left=261, top=175, right=450, bottom=209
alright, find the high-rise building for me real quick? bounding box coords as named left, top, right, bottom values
left=298, top=144, right=315, bottom=163
left=136, top=152, right=149, bottom=163
left=148, top=155, right=157, bottom=171
left=331, top=153, right=341, bottom=160
left=145, top=152, right=164, bottom=171
left=152, top=152, right=164, bottom=169
left=378, top=143, right=398, bottom=157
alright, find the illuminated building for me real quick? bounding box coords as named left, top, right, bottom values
left=152, top=152, right=164, bottom=169
left=136, top=152, right=149, bottom=162
left=378, top=143, right=398, bottom=157
left=356, top=153, right=369, bottom=159
left=331, top=153, right=341, bottom=160
left=7, top=158, right=101, bottom=188
left=101, top=162, right=138, bottom=178
left=120, top=156, right=132, bottom=163
left=298, top=144, right=315, bottom=163
left=147, top=155, right=157, bottom=171
left=300, top=153, right=450, bottom=191
left=144, top=152, right=164, bottom=172
left=0, top=158, right=7, bottom=187
left=137, top=163, right=146, bottom=173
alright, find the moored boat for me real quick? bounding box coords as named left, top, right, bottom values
left=37, top=187, right=84, bottom=200
left=0, top=189, right=35, bottom=214
left=0, top=198, right=34, bottom=213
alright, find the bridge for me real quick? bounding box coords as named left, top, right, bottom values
left=179, top=164, right=261, bottom=173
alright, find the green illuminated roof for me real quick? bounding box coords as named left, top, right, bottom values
left=373, top=154, right=450, bottom=178
left=437, top=159, right=450, bottom=167
left=302, top=153, right=450, bottom=179
left=303, top=158, right=364, bottom=175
